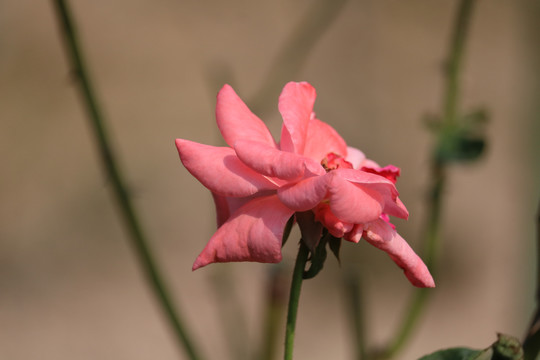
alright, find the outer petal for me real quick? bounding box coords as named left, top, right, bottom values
left=211, top=193, right=254, bottom=227
left=361, top=164, right=401, bottom=184
left=363, top=219, right=435, bottom=288
left=334, top=168, right=408, bottom=219
left=279, top=82, right=316, bottom=154
left=387, top=197, right=409, bottom=220
left=192, top=195, right=295, bottom=270
left=216, top=85, right=277, bottom=148
left=234, top=140, right=325, bottom=181
left=327, top=173, right=385, bottom=224
left=334, top=168, right=397, bottom=188
left=313, top=203, right=354, bottom=238
left=303, top=118, right=348, bottom=162
left=176, top=139, right=277, bottom=197
left=277, top=173, right=330, bottom=211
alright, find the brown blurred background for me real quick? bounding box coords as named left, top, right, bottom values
left=1, top=1, right=539, bottom=359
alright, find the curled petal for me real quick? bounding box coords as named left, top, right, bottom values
left=328, top=174, right=385, bottom=224
left=277, top=174, right=330, bottom=211
left=334, top=168, right=408, bottom=220
left=361, top=164, right=401, bottom=184
left=344, top=224, right=364, bottom=243
left=345, top=147, right=366, bottom=170
left=176, top=139, right=277, bottom=197
left=313, top=203, right=354, bottom=238
left=279, top=82, right=316, bottom=154
left=385, top=197, right=409, bottom=220
left=216, top=85, right=277, bottom=148
left=363, top=219, right=435, bottom=288
left=192, top=195, right=295, bottom=270
left=303, top=118, right=348, bottom=162
left=234, top=140, right=324, bottom=180
left=334, top=168, right=396, bottom=188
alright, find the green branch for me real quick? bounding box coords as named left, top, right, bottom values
left=284, top=242, right=310, bottom=360
left=523, top=201, right=540, bottom=359
left=376, top=1, right=477, bottom=359
left=52, top=1, right=202, bottom=359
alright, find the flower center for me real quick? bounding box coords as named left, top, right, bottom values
left=321, top=152, right=353, bottom=172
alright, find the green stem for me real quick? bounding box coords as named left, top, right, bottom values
left=523, top=201, right=540, bottom=359
left=378, top=1, right=476, bottom=359
left=284, top=242, right=310, bottom=360
left=381, top=167, right=443, bottom=359
left=260, top=267, right=287, bottom=360
left=53, top=1, right=202, bottom=359
left=443, top=0, right=476, bottom=126
left=344, top=271, right=367, bottom=360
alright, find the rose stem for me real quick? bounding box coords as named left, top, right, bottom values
left=284, top=242, right=310, bottom=360
left=52, top=1, right=202, bottom=359
left=379, top=0, right=477, bottom=358
left=345, top=270, right=367, bottom=360
left=260, top=266, right=287, bottom=360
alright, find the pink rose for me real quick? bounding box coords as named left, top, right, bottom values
left=176, top=82, right=434, bottom=288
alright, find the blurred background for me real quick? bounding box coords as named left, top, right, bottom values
left=1, top=0, right=539, bottom=359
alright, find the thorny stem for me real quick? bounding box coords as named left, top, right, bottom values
left=284, top=242, right=310, bottom=360
left=378, top=1, right=477, bottom=359
left=53, top=1, right=202, bottom=359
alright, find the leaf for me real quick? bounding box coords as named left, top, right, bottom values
left=433, top=107, right=489, bottom=164
left=328, top=236, right=342, bottom=264
left=296, top=211, right=322, bottom=251
left=281, top=215, right=295, bottom=248
left=453, top=136, right=485, bottom=161
left=419, top=333, right=524, bottom=360
left=462, top=108, right=489, bottom=126
left=418, top=347, right=483, bottom=360
left=436, top=129, right=486, bottom=163
left=492, top=333, right=524, bottom=360
left=303, top=236, right=328, bottom=279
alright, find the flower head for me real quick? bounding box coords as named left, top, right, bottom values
left=176, top=82, right=434, bottom=287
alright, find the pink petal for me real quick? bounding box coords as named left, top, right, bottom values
left=334, top=168, right=408, bottom=220
left=303, top=118, right=348, bottom=162
left=234, top=140, right=324, bottom=181
left=361, top=164, right=401, bottom=184
left=385, top=197, right=409, bottom=220
left=211, top=193, right=231, bottom=227
left=363, top=219, right=435, bottom=288
left=211, top=193, right=254, bottom=227
left=192, top=195, right=295, bottom=270
left=334, top=168, right=397, bottom=188
left=344, top=224, right=364, bottom=243
left=345, top=147, right=366, bottom=170
left=279, top=82, right=316, bottom=154
left=313, top=203, right=354, bottom=238
left=277, top=174, right=330, bottom=211
left=216, top=84, right=277, bottom=148
left=327, top=173, right=385, bottom=224
left=176, top=139, right=277, bottom=197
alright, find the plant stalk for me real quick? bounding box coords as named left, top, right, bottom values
left=53, top=1, right=202, bottom=359
left=378, top=1, right=476, bottom=358
left=284, top=242, right=310, bottom=360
